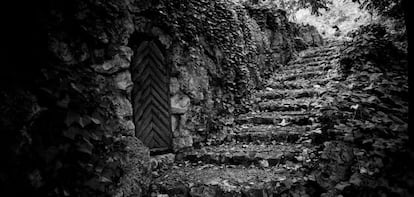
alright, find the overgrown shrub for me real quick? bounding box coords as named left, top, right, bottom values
left=339, top=23, right=406, bottom=75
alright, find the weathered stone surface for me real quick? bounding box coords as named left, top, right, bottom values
left=92, top=54, right=131, bottom=75
left=210, top=124, right=324, bottom=146
left=184, top=143, right=318, bottom=167
left=171, top=94, right=191, bottom=114
left=154, top=164, right=319, bottom=197
left=150, top=153, right=176, bottom=170
left=114, top=71, right=133, bottom=92
left=171, top=115, right=179, bottom=134
left=119, top=119, right=136, bottom=136
left=257, top=88, right=323, bottom=99
left=236, top=111, right=319, bottom=125
left=114, top=136, right=151, bottom=197
left=112, top=95, right=133, bottom=119
left=169, top=77, right=180, bottom=96
left=173, top=136, right=194, bottom=151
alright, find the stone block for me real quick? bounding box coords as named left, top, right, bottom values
left=170, top=77, right=180, bottom=95
left=92, top=54, right=130, bottom=75
left=113, top=95, right=133, bottom=118
left=173, top=136, right=193, bottom=151
left=184, top=136, right=193, bottom=147
left=114, top=71, right=133, bottom=92
left=171, top=94, right=191, bottom=114
left=178, top=129, right=190, bottom=137
left=173, top=138, right=185, bottom=151
left=171, top=107, right=186, bottom=115
left=120, top=119, right=135, bottom=136
left=171, top=115, right=179, bottom=137
left=114, top=136, right=151, bottom=197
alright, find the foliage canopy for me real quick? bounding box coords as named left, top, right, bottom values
left=249, top=0, right=405, bottom=19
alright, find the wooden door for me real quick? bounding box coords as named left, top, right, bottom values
left=131, top=40, right=172, bottom=151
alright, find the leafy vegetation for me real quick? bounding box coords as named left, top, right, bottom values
left=339, top=23, right=407, bottom=75
left=294, top=0, right=372, bottom=38
left=315, top=22, right=410, bottom=195
left=351, top=0, right=406, bottom=19
left=241, top=0, right=331, bottom=15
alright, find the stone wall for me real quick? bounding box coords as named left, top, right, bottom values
left=0, top=0, right=322, bottom=196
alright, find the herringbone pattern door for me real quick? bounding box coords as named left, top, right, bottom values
left=131, top=40, right=172, bottom=151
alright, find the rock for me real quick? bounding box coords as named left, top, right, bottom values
left=92, top=54, right=130, bottom=75
left=118, top=46, right=134, bottom=62
left=118, top=119, right=135, bottom=136
left=190, top=185, right=218, bottom=197
left=171, top=115, right=179, bottom=134
left=259, top=160, right=269, bottom=168
left=173, top=136, right=193, bottom=151
left=112, top=95, right=133, bottom=119
left=171, top=107, right=187, bottom=115
left=114, top=71, right=133, bottom=92
left=178, top=129, right=191, bottom=137
left=171, top=94, right=191, bottom=114
left=169, top=78, right=180, bottom=95
left=114, top=136, right=151, bottom=197
left=153, top=153, right=176, bottom=166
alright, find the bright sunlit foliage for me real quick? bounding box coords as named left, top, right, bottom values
left=293, top=0, right=373, bottom=38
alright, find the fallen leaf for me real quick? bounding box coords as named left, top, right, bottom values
left=350, top=104, right=359, bottom=110
left=279, top=119, right=290, bottom=127
left=259, top=160, right=269, bottom=168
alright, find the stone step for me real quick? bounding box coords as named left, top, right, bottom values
left=321, top=41, right=343, bottom=48
left=285, top=61, right=334, bottom=73
left=236, top=111, right=320, bottom=125
left=299, top=44, right=336, bottom=53
left=291, top=54, right=339, bottom=65
left=256, top=88, right=324, bottom=99
left=289, top=59, right=330, bottom=69
left=267, top=78, right=332, bottom=90
left=303, top=52, right=339, bottom=61
left=267, top=75, right=341, bottom=90
left=300, top=49, right=339, bottom=59
left=325, top=41, right=344, bottom=47
left=153, top=164, right=323, bottom=197
left=297, top=45, right=338, bottom=56
left=258, top=98, right=325, bottom=112
left=306, top=43, right=341, bottom=52
left=221, top=124, right=322, bottom=144
left=183, top=143, right=319, bottom=167
left=272, top=70, right=326, bottom=82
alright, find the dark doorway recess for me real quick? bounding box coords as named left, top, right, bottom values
left=130, top=33, right=173, bottom=152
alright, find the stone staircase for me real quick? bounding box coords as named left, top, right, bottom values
left=151, top=41, right=343, bottom=197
